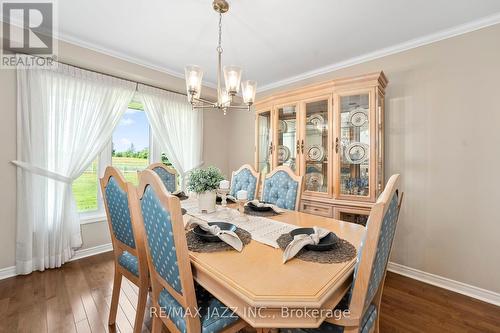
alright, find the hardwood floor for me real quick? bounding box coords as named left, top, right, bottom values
left=0, top=251, right=498, bottom=333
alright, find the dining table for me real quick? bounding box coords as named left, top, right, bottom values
left=182, top=200, right=366, bottom=329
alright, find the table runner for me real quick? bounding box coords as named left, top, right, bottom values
left=181, top=198, right=296, bottom=248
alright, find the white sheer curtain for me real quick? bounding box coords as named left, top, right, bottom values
left=14, top=62, right=136, bottom=274
left=138, top=84, right=203, bottom=189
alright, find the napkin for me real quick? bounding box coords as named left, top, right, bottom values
left=186, top=220, right=243, bottom=252
left=282, top=227, right=331, bottom=263
left=246, top=200, right=285, bottom=214
left=172, top=190, right=183, bottom=195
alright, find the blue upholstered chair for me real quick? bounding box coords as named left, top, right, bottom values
left=229, top=164, right=260, bottom=200
left=279, top=175, right=403, bottom=333
left=148, top=162, right=178, bottom=193
left=261, top=166, right=303, bottom=210
left=100, top=166, right=149, bottom=333
left=134, top=169, right=248, bottom=333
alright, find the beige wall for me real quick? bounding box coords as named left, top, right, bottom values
left=0, top=38, right=230, bottom=269
left=228, top=24, right=500, bottom=293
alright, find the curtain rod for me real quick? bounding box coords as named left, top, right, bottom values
left=17, top=52, right=188, bottom=97
left=56, top=58, right=187, bottom=96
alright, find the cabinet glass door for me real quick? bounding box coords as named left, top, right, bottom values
left=276, top=105, right=298, bottom=172
left=256, top=111, right=272, bottom=175
left=339, top=93, right=370, bottom=197
left=303, top=99, right=329, bottom=194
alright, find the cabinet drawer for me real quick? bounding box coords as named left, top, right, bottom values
left=301, top=201, right=333, bottom=217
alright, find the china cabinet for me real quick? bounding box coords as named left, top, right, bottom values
left=254, top=72, right=387, bottom=225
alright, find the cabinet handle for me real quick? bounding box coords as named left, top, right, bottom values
left=296, top=140, right=300, bottom=154
left=269, top=142, right=273, bottom=155
left=335, top=137, right=339, bottom=153
left=301, top=139, right=305, bottom=154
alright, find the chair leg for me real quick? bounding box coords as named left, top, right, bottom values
left=133, top=283, right=149, bottom=333
left=151, top=314, right=163, bottom=333
left=109, top=270, right=123, bottom=325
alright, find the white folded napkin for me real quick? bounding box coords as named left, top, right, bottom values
left=226, top=195, right=237, bottom=202
left=246, top=200, right=285, bottom=214
left=172, top=190, right=183, bottom=195
left=282, top=227, right=331, bottom=263
left=186, top=220, right=243, bottom=252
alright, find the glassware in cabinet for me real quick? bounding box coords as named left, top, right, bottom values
left=256, top=110, right=272, bottom=177
left=276, top=104, right=299, bottom=173
left=302, top=98, right=331, bottom=195
left=338, top=93, right=371, bottom=198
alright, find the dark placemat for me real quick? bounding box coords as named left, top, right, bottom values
left=276, top=233, right=357, bottom=264
left=244, top=206, right=280, bottom=217
left=186, top=227, right=251, bottom=253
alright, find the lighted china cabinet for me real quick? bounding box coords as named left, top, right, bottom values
left=254, top=72, right=387, bottom=226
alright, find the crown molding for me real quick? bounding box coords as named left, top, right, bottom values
left=257, top=12, right=500, bottom=92
left=55, top=32, right=217, bottom=89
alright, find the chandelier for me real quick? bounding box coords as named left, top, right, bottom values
left=184, top=0, right=257, bottom=114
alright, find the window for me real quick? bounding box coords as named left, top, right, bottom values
left=73, top=101, right=151, bottom=219
left=112, top=108, right=150, bottom=185
left=73, top=158, right=99, bottom=212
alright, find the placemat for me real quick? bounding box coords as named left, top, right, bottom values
left=186, top=227, right=252, bottom=253
left=276, top=233, right=357, bottom=264
left=244, top=206, right=280, bottom=217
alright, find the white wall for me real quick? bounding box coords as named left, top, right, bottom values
left=227, top=24, right=500, bottom=294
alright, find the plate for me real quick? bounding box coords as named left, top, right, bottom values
left=344, top=142, right=370, bottom=165
left=306, top=144, right=325, bottom=162
left=290, top=228, right=338, bottom=251
left=278, top=120, right=288, bottom=133
left=247, top=201, right=273, bottom=212
left=216, top=195, right=236, bottom=203
left=307, top=114, right=325, bottom=129
left=305, top=172, right=324, bottom=192
left=193, top=222, right=237, bottom=243
left=174, top=192, right=189, bottom=201
left=348, top=108, right=369, bottom=127
left=277, top=145, right=291, bottom=163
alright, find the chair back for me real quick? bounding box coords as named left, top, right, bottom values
left=147, top=162, right=177, bottom=193
left=348, top=174, right=403, bottom=319
left=261, top=166, right=303, bottom=210
left=100, top=166, right=148, bottom=280
left=133, top=169, right=200, bottom=333
left=230, top=164, right=260, bottom=200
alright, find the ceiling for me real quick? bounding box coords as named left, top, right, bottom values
left=58, top=0, right=500, bottom=91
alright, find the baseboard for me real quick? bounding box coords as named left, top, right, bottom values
left=0, top=265, right=16, bottom=280
left=71, top=243, right=113, bottom=261
left=0, top=243, right=113, bottom=281
left=388, top=261, right=500, bottom=307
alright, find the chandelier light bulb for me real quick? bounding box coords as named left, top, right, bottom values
left=184, top=65, right=203, bottom=98
left=223, top=66, right=242, bottom=95
left=241, top=80, right=257, bottom=105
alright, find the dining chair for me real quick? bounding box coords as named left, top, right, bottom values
left=100, top=166, right=149, bottom=333
left=131, top=169, right=248, bottom=333
left=261, top=166, right=303, bottom=210
left=279, top=174, right=403, bottom=333
left=230, top=164, right=260, bottom=200
left=147, top=162, right=178, bottom=193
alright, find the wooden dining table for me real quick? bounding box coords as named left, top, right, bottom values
left=186, top=206, right=366, bottom=329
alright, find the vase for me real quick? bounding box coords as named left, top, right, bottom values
left=197, top=191, right=217, bottom=213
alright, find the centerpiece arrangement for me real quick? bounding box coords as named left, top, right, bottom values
left=188, top=166, right=225, bottom=213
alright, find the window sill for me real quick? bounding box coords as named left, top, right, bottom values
left=80, top=213, right=107, bottom=225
